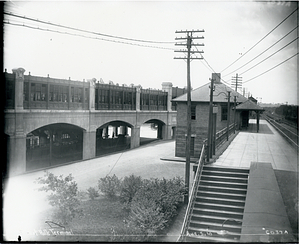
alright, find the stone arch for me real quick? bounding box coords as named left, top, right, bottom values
left=23, top=115, right=89, bottom=136
left=95, top=120, right=134, bottom=156
left=143, top=119, right=166, bottom=139
left=26, top=123, right=85, bottom=171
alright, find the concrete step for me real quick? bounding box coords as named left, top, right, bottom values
left=201, top=170, right=249, bottom=179
left=192, top=207, right=244, bottom=219
left=194, top=202, right=245, bottom=213
left=200, top=179, right=248, bottom=189
left=195, top=196, right=246, bottom=206
left=191, top=214, right=243, bottom=225
left=196, top=190, right=246, bottom=201
left=186, top=226, right=241, bottom=241
left=189, top=220, right=242, bottom=233
left=203, top=165, right=250, bottom=174
left=200, top=175, right=248, bottom=184
left=185, top=234, right=240, bottom=242
left=198, top=185, right=247, bottom=195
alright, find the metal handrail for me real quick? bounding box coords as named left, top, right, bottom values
left=177, top=144, right=205, bottom=242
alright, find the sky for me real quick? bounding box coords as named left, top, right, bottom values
left=3, top=0, right=299, bottom=105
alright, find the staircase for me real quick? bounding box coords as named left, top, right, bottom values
left=183, top=165, right=250, bottom=242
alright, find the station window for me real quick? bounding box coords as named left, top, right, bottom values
left=191, top=105, right=196, bottom=120
left=221, top=106, right=228, bottom=121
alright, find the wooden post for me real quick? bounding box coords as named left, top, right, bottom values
left=184, top=34, right=192, bottom=204
left=227, top=91, right=231, bottom=141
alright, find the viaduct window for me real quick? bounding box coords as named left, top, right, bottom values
left=31, top=83, right=46, bottom=101
left=71, top=87, right=83, bottom=102
left=23, top=82, right=29, bottom=101
left=50, top=85, right=68, bottom=102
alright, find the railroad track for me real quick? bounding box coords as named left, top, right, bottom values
left=263, top=114, right=298, bottom=148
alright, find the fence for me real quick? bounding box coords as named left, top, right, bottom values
left=177, top=144, right=206, bottom=242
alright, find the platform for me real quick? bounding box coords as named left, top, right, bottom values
left=214, top=119, right=298, bottom=172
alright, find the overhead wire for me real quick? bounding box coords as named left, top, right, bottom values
left=239, top=36, right=298, bottom=75
left=4, top=11, right=177, bottom=44
left=4, top=21, right=177, bottom=51
left=243, top=52, right=298, bottom=84
left=220, top=7, right=298, bottom=73
left=223, top=25, right=299, bottom=78
left=194, top=44, right=231, bottom=86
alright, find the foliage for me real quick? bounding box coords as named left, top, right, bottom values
left=275, top=105, right=298, bottom=123
left=120, top=174, right=143, bottom=204
left=87, top=186, right=100, bottom=200
left=36, top=171, right=82, bottom=224
left=128, top=177, right=185, bottom=237
left=109, top=222, right=148, bottom=242
left=98, top=174, right=121, bottom=198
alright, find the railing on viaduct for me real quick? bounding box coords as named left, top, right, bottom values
left=4, top=69, right=186, bottom=112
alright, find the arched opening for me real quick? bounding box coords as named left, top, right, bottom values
left=26, top=123, right=84, bottom=171
left=96, top=121, right=132, bottom=156
left=142, top=119, right=165, bottom=145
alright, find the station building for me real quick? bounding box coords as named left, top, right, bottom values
left=172, top=73, right=264, bottom=158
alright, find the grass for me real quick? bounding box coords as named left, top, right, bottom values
left=274, top=169, right=299, bottom=241
left=32, top=190, right=185, bottom=242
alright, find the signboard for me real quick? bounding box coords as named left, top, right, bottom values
left=213, top=106, right=218, bottom=114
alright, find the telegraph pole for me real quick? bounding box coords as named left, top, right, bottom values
left=174, top=30, right=204, bottom=204
left=231, top=73, right=242, bottom=133
left=226, top=91, right=231, bottom=141
left=207, top=77, right=214, bottom=161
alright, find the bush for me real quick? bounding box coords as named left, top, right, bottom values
left=87, top=187, right=100, bottom=200
left=129, top=192, right=167, bottom=237
left=36, top=171, right=82, bottom=224
left=120, top=174, right=143, bottom=204
left=98, top=174, right=121, bottom=198
left=128, top=177, right=185, bottom=237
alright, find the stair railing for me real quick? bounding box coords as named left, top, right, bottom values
left=177, top=144, right=206, bottom=242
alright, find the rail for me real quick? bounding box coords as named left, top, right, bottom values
left=264, top=116, right=298, bottom=148
left=177, top=144, right=206, bottom=242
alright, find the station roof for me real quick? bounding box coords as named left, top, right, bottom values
left=235, top=99, right=265, bottom=111
left=172, top=81, right=248, bottom=104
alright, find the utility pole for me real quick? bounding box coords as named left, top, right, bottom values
left=174, top=29, right=204, bottom=204
left=231, top=73, right=242, bottom=133
left=227, top=91, right=231, bottom=141
left=207, top=77, right=214, bottom=161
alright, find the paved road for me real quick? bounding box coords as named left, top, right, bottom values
left=3, top=139, right=192, bottom=241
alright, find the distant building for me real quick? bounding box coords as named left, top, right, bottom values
left=172, top=73, right=264, bottom=158
left=248, top=96, right=258, bottom=104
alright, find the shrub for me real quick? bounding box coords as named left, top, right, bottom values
left=87, top=186, right=100, bottom=200
left=129, top=192, right=167, bottom=237
left=120, top=174, right=143, bottom=204
left=128, top=177, right=185, bottom=236
left=36, top=171, right=82, bottom=224
left=98, top=174, right=121, bottom=198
